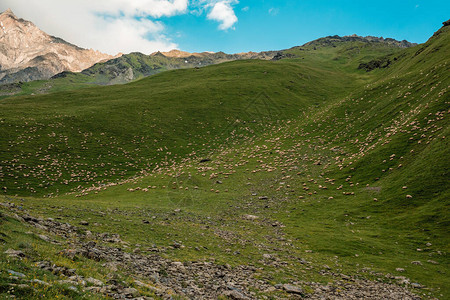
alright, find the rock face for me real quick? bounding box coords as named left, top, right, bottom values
left=0, top=8, right=116, bottom=84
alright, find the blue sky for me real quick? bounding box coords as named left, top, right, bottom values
left=166, top=0, right=450, bottom=53
left=1, top=0, right=449, bottom=54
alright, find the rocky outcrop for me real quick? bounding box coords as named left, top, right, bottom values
left=0, top=9, right=117, bottom=84
left=358, top=57, right=392, bottom=71
left=302, top=34, right=417, bottom=49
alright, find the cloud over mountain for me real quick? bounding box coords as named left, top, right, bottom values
left=0, top=0, right=239, bottom=55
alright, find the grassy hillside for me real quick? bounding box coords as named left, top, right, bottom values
left=0, top=25, right=448, bottom=299
left=0, top=56, right=369, bottom=197
left=0, top=35, right=411, bottom=100
left=0, top=51, right=274, bottom=99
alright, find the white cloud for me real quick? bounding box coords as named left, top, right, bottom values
left=99, top=0, right=188, bottom=18
left=91, top=17, right=177, bottom=55
left=206, top=1, right=238, bottom=30
left=0, top=0, right=187, bottom=54
left=0, top=0, right=239, bottom=54
left=268, top=7, right=279, bottom=16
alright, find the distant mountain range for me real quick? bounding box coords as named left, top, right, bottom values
left=0, top=8, right=417, bottom=88
left=66, top=50, right=278, bottom=86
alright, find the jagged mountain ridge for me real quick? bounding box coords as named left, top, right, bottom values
left=0, top=9, right=116, bottom=84
left=51, top=34, right=415, bottom=87
left=303, top=34, right=417, bottom=48
left=58, top=33, right=417, bottom=85
left=156, top=49, right=216, bottom=58
left=50, top=49, right=278, bottom=86
left=0, top=8, right=418, bottom=93
left=156, top=49, right=277, bottom=60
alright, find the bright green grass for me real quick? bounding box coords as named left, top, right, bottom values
left=0, top=26, right=449, bottom=299
left=0, top=51, right=252, bottom=99
left=0, top=58, right=368, bottom=197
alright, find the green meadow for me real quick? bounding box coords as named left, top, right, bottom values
left=0, top=25, right=448, bottom=299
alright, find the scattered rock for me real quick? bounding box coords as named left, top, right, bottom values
left=8, top=270, right=26, bottom=278
left=222, top=290, right=249, bottom=300
left=86, top=277, right=104, bottom=286
left=282, top=284, right=304, bottom=295
left=2, top=209, right=425, bottom=300
left=123, top=287, right=139, bottom=297
left=61, top=248, right=78, bottom=259
left=264, top=286, right=276, bottom=293
left=38, top=234, right=50, bottom=241
left=172, top=241, right=183, bottom=249
left=9, top=283, right=31, bottom=289
left=411, top=283, right=423, bottom=289
left=134, top=280, right=164, bottom=294
left=30, top=279, right=50, bottom=286
left=67, top=286, right=78, bottom=292
left=243, top=214, right=259, bottom=221
left=4, top=249, right=25, bottom=258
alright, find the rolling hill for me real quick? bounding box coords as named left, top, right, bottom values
left=0, top=21, right=448, bottom=299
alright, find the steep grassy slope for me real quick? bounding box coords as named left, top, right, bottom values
left=305, top=24, right=450, bottom=231
left=262, top=24, right=449, bottom=293
left=0, top=26, right=448, bottom=299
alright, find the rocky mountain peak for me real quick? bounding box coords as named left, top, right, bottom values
left=2, top=8, right=15, bottom=16
left=0, top=8, right=23, bottom=24
left=0, top=9, right=117, bottom=84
